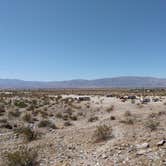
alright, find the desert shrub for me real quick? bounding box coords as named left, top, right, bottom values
left=14, top=100, right=28, bottom=108
left=64, top=108, right=73, bottom=116
left=120, top=116, right=135, bottom=125
left=0, top=105, right=6, bottom=113
left=64, top=121, right=72, bottom=126
left=15, top=127, right=38, bottom=142
left=110, top=116, right=116, bottom=120
left=0, top=122, right=13, bottom=129
left=106, top=105, right=114, bottom=113
left=131, top=99, right=136, bottom=104
left=93, top=124, right=112, bottom=142
left=0, top=118, right=7, bottom=123
left=8, top=109, right=21, bottom=118
left=145, top=119, right=160, bottom=131
left=124, top=111, right=132, bottom=117
left=62, top=114, right=69, bottom=121
left=70, top=115, right=78, bottom=121
left=56, top=112, right=63, bottom=119
left=148, top=113, right=158, bottom=119
left=3, top=147, right=38, bottom=166
left=22, top=113, right=32, bottom=123
left=88, top=116, right=99, bottom=122
left=27, top=105, right=35, bottom=111
left=40, top=110, right=48, bottom=118
left=38, top=120, right=56, bottom=129
left=137, top=103, right=144, bottom=109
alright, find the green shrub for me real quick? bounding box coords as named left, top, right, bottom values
left=14, top=101, right=28, bottom=108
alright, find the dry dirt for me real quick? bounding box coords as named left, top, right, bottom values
left=0, top=91, right=166, bottom=166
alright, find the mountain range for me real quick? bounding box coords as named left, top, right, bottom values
left=0, top=76, right=166, bottom=89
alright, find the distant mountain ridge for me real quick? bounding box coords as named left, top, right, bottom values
left=0, top=76, right=166, bottom=89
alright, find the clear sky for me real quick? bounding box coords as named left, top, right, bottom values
left=0, top=0, right=166, bottom=81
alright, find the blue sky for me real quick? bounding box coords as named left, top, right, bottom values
left=0, top=0, right=166, bottom=81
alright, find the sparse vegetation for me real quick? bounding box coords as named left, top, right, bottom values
left=0, top=89, right=165, bottom=165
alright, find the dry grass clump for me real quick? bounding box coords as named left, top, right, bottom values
left=106, top=105, right=114, bottom=113
left=145, top=119, right=160, bottom=131
left=15, top=127, right=38, bottom=142
left=3, top=146, right=38, bottom=166
left=93, top=124, right=112, bottom=142
left=38, top=119, right=56, bottom=129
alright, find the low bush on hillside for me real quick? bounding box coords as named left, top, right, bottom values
left=3, top=147, right=38, bottom=166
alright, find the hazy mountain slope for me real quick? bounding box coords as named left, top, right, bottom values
left=0, top=77, right=166, bottom=89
